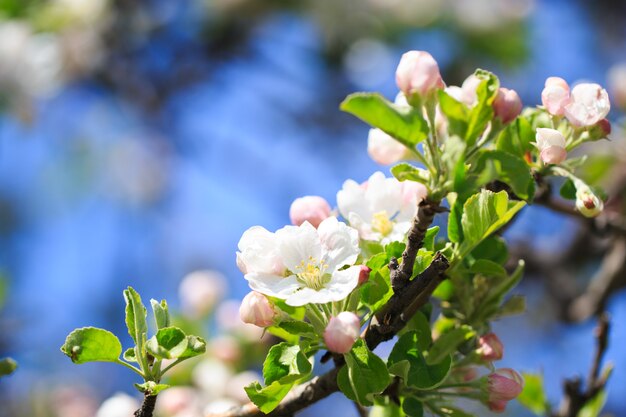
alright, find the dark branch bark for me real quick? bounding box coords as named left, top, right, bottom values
left=207, top=200, right=448, bottom=417
left=134, top=394, right=157, bottom=417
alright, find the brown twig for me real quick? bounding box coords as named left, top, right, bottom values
left=134, top=394, right=157, bottom=417
left=552, top=313, right=611, bottom=417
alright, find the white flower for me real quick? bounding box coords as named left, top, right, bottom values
left=564, top=83, right=610, bottom=127
left=242, top=217, right=361, bottom=306
left=367, top=128, right=408, bottom=165
left=535, top=128, right=567, bottom=165
left=236, top=226, right=285, bottom=276
left=337, top=171, right=426, bottom=244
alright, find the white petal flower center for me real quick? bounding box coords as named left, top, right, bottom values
left=295, top=257, right=329, bottom=291
left=371, top=211, right=394, bottom=237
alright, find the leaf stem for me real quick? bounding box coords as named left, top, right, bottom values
left=115, top=359, right=145, bottom=378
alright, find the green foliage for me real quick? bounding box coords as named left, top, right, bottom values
left=151, top=299, right=170, bottom=329
left=337, top=340, right=390, bottom=406
left=388, top=332, right=451, bottom=389
left=61, top=327, right=122, bottom=364
left=244, top=381, right=294, bottom=414
left=340, top=93, right=429, bottom=147
left=402, top=396, right=424, bottom=417
left=0, top=357, right=17, bottom=377
left=426, top=325, right=475, bottom=365
left=134, top=381, right=170, bottom=396
left=578, top=391, right=608, bottom=417
left=518, top=373, right=548, bottom=415
left=392, top=163, right=430, bottom=185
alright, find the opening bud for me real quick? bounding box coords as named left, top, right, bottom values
left=477, top=332, right=504, bottom=361
left=541, top=77, right=571, bottom=116
left=239, top=291, right=277, bottom=328
left=323, top=311, right=361, bottom=354
left=493, top=88, right=522, bottom=124
left=575, top=188, right=604, bottom=218
left=535, top=128, right=567, bottom=165
left=367, top=128, right=409, bottom=165
left=289, top=196, right=331, bottom=228
left=395, top=51, right=444, bottom=99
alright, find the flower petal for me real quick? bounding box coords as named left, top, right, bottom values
left=317, top=217, right=360, bottom=271
left=284, top=266, right=359, bottom=306
left=245, top=272, right=300, bottom=299
left=276, top=222, right=322, bottom=271
left=237, top=226, right=284, bottom=275
left=337, top=179, right=369, bottom=220
left=365, top=172, right=403, bottom=217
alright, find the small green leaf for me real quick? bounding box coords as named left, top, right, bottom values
left=150, top=299, right=170, bottom=330
left=471, top=236, right=509, bottom=265
left=385, top=241, right=406, bottom=259
left=495, top=295, right=526, bottom=318
left=263, top=343, right=312, bottom=386
left=560, top=179, right=577, bottom=200
left=61, top=327, right=122, bottom=364
left=517, top=373, right=548, bottom=415
left=399, top=311, right=432, bottom=352
left=180, top=335, right=206, bottom=358
left=391, top=163, right=430, bottom=185
left=423, top=226, right=440, bottom=252
left=123, top=348, right=137, bottom=362
left=427, top=326, right=475, bottom=365
left=275, top=321, right=317, bottom=339
left=465, top=70, right=499, bottom=145
left=340, top=93, right=429, bottom=147
left=470, top=259, right=507, bottom=278
left=388, top=332, right=451, bottom=389
left=447, top=193, right=464, bottom=244
left=577, top=390, right=608, bottom=417
left=438, top=91, right=469, bottom=139
left=123, top=287, right=148, bottom=347
left=402, top=397, right=424, bottom=417
left=145, top=327, right=188, bottom=359
left=337, top=340, right=390, bottom=406
left=476, top=150, right=533, bottom=200
left=244, top=381, right=293, bottom=413
left=0, top=357, right=17, bottom=377
left=134, top=381, right=170, bottom=395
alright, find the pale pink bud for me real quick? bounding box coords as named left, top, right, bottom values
left=487, top=368, right=524, bottom=402
left=289, top=196, right=331, bottom=228
left=575, top=188, right=603, bottom=218
left=395, top=51, right=444, bottom=97
left=239, top=291, right=277, bottom=328
left=179, top=270, right=226, bottom=318
left=358, top=265, right=371, bottom=286
left=535, top=128, right=567, bottom=165
left=367, top=128, right=408, bottom=165
left=324, top=312, right=361, bottom=354
left=564, top=83, right=611, bottom=127
left=493, top=88, right=522, bottom=124
left=488, top=399, right=508, bottom=413
left=541, top=77, right=571, bottom=116
left=477, top=333, right=504, bottom=361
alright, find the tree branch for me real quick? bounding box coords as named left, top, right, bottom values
left=134, top=394, right=157, bottom=417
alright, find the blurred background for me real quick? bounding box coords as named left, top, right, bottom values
left=0, top=0, right=625, bottom=416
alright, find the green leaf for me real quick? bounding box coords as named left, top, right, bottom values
left=145, top=327, right=188, bottom=359
left=465, top=70, right=499, bottom=145
left=360, top=270, right=392, bottom=309
left=426, top=326, right=475, bottom=365
left=245, top=381, right=293, bottom=413
left=471, top=236, right=509, bottom=265
left=179, top=335, right=206, bottom=359
left=423, top=226, right=440, bottom=252
left=388, top=332, right=451, bottom=389
left=470, top=259, right=507, bottom=278
left=391, top=163, right=430, bottom=185
left=496, top=117, right=534, bottom=157
left=263, top=343, right=312, bottom=386
left=275, top=321, right=317, bottom=340
left=61, top=327, right=122, bottom=364
left=370, top=403, right=403, bottom=417
left=385, top=241, right=406, bottom=259
left=560, top=179, right=577, bottom=200
left=134, top=381, right=170, bottom=395
left=337, top=340, right=390, bottom=406
left=402, top=397, right=424, bottom=417
left=458, top=190, right=526, bottom=258
left=398, top=311, right=432, bottom=352
left=447, top=193, right=464, bottom=244
left=517, top=373, right=548, bottom=415
left=438, top=91, right=469, bottom=139
left=150, top=299, right=170, bottom=330
left=123, top=287, right=148, bottom=347
left=340, top=93, right=428, bottom=147
left=578, top=390, right=607, bottom=417
left=123, top=348, right=137, bottom=362
left=495, top=295, right=526, bottom=318
left=0, top=357, right=17, bottom=377
left=476, top=150, right=533, bottom=200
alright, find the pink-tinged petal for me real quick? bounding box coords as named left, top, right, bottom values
left=289, top=196, right=331, bottom=228
left=564, top=83, right=611, bottom=126
left=493, top=88, right=522, bottom=124
left=337, top=179, right=369, bottom=220
left=535, top=128, right=566, bottom=151
left=239, top=291, right=277, bottom=328
left=367, top=128, right=408, bottom=165
left=396, top=50, right=443, bottom=97
left=245, top=272, right=300, bottom=299
left=237, top=226, right=285, bottom=275
left=540, top=146, right=567, bottom=165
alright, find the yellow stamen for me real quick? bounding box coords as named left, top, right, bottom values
left=295, top=257, right=328, bottom=291
left=372, top=211, right=393, bottom=237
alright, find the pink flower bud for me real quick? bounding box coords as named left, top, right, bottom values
left=289, top=196, right=331, bottom=228
left=541, top=77, right=571, bottom=116
left=575, top=188, right=603, bottom=218
left=460, top=74, right=482, bottom=106
left=564, top=83, right=611, bottom=127
left=477, top=333, right=504, bottom=361
left=367, top=128, right=408, bottom=165
left=324, top=312, right=361, bottom=354
left=488, top=399, right=508, bottom=413
left=535, top=128, right=567, bottom=165
left=239, top=291, right=277, bottom=328
left=358, top=265, right=371, bottom=286
left=597, top=118, right=611, bottom=136
left=486, top=368, right=524, bottom=402
left=493, top=88, right=522, bottom=124
left=395, top=51, right=444, bottom=97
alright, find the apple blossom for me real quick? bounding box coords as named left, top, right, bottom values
left=237, top=226, right=285, bottom=276
left=576, top=187, right=604, bottom=218
left=239, top=291, right=277, bottom=327
left=178, top=270, right=226, bottom=318
left=477, top=332, right=504, bottom=361
left=541, top=77, right=571, bottom=116
left=460, top=74, right=482, bottom=106
left=535, top=128, right=567, bottom=165
left=337, top=171, right=424, bottom=244
left=367, top=128, right=409, bottom=165
left=242, top=217, right=361, bottom=306
left=395, top=50, right=444, bottom=98
left=493, top=88, right=522, bottom=124
left=564, top=83, right=611, bottom=127
left=289, top=195, right=331, bottom=228
left=324, top=312, right=361, bottom=354
left=484, top=368, right=524, bottom=413
left=358, top=265, right=371, bottom=286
